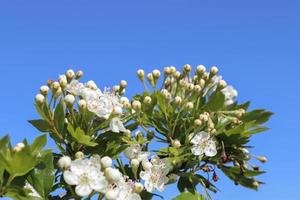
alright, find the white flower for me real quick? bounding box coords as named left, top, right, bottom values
left=86, top=80, right=98, bottom=90
left=110, top=117, right=126, bottom=133
left=65, top=94, right=75, bottom=105
left=59, top=74, right=68, bottom=88
left=58, top=156, right=72, bottom=170
left=189, top=131, right=217, bottom=157
left=101, top=156, right=112, bottom=168
left=63, top=157, right=108, bottom=197
left=221, top=85, right=238, bottom=106
left=140, top=156, right=170, bottom=192
left=40, top=85, right=49, bottom=95
left=106, top=179, right=141, bottom=200
left=105, top=167, right=123, bottom=182
left=35, top=94, right=45, bottom=104
left=124, top=144, right=150, bottom=162
left=66, top=80, right=86, bottom=96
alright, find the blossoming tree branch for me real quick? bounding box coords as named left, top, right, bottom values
left=0, top=65, right=272, bottom=200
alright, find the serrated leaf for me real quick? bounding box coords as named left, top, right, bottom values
left=30, top=134, right=47, bottom=155
left=67, top=124, right=97, bottom=147
left=173, top=191, right=205, bottom=200
left=205, top=91, right=225, bottom=111
left=28, top=119, right=51, bottom=133
left=54, top=99, right=65, bottom=133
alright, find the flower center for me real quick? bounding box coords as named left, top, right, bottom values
left=79, top=173, right=90, bottom=185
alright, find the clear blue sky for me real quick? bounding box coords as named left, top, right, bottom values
left=0, top=0, right=299, bottom=199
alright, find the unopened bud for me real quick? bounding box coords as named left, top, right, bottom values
left=164, top=67, right=171, bottom=75
left=40, top=85, right=49, bottom=96
left=174, top=96, right=182, bottom=105
left=120, top=80, right=127, bottom=88
left=75, top=151, right=84, bottom=159
left=78, top=99, right=87, bottom=109
left=183, top=64, right=192, bottom=72
left=35, top=94, right=45, bottom=104
left=52, top=81, right=60, bottom=90
left=200, top=79, right=205, bottom=87
left=258, top=156, right=268, bottom=163
left=252, top=181, right=260, bottom=188
left=133, top=182, right=144, bottom=193
left=137, top=69, right=145, bottom=80
left=210, top=66, right=219, bottom=75
left=131, top=159, right=140, bottom=168
left=194, top=119, right=202, bottom=126
left=174, top=71, right=181, bottom=79
left=196, top=65, right=206, bottom=74
left=143, top=96, right=152, bottom=104
left=66, top=69, right=75, bottom=80
left=170, top=66, right=176, bottom=74
left=65, top=94, right=75, bottom=107
left=86, top=80, right=98, bottom=90
left=59, top=75, right=68, bottom=88
left=120, top=97, right=129, bottom=105
left=132, top=100, right=142, bottom=110
left=75, top=70, right=84, bottom=79
left=218, top=80, right=227, bottom=89
left=142, top=161, right=152, bottom=171
left=13, top=142, right=25, bottom=152
left=194, top=85, right=202, bottom=93
left=187, top=83, right=194, bottom=91
left=186, top=102, right=194, bottom=110
left=152, top=69, right=161, bottom=79
left=101, top=156, right=112, bottom=168
left=54, top=87, right=62, bottom=98
left=105, top=190, right=118, bottom=200
left=58, top=156, right=71, bottom=170
left=172, top=140, right=181, bottom=149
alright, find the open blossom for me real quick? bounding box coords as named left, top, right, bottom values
left=66, top=80, right=124, bottom=119
left=106, top=178, right=141, bottom=200
left=189, top=131, right=217, bottom=157
left=110, top=117, right=127, bottom=133
left=140, top=156, right=170, bottom=192
left=124, top=144, right=150, bottom=162
left=63, top=155, right=108, bottom=197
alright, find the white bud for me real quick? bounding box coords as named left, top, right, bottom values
left=174, top=71, right=181, bottom=79
left=132, top=100, right=141, bottom=110
left=76, top=70, right=84, bottom=79
left=219, top=80, right=227, bottom=88
left=65, top=94, right=75, bottom=106
left=13, top=142, right=25, bottom=152
left=258, top=156, right=268, bottom=163
left=75, top=151, right=84, bottom=159
left=101, top=156, right=112, bottom=168
left=137, top=69, right=145, bottom=79
left=131, top=159, right=140, bottom=168
left=59, top=75, right=68, bottom=88
left=164, top=67, right=171, bottom=75
left=105, top=189, right=118, bottom=200
left=170, top=66, right=176, bottom=74
left=172, top=140, right=181, bottom=149
left=58, top=156, right=71, bottom=170
left=147, top=73, right=154, bottom=82
left=174, top=96, right=182, bottom=105
left=86, top=80, right=98, bottom=90
left=200, top=79, right=205, bottom=87
left=152, top=69, right=161, bottom=78
left=194, top=85, right=202, bottom=92
left=134, top=183, right=144, bottom=193
left=52, top=81, right=60, bottom=90
left=105, top=168, right=122, bottom=182
left=187, top=83, right=194, bottom=91
left=252, top=181, right=260, bottom=188
left=186, top=102, right=194, bottom=110
left=54, top=87, right=62, bottom=98
left=142, top=161, right=152, bottom=171
left=112, top=85, right=120, bottom=92
left=66, top=69, right=75, bottom=79
left=77, top=99, right=87, bottom=109
left=35, top=94, right=45, bottom=104
left=183, top=64, right=192, bottom=72
left=143, top=96, right=152, bottom=104
left=196, top=65, right=206, bottom=74
left=120, top=80, right=127, bottom=88
left=120, top=97, right=129, bottom=105
left=194, top=119, right=202, bottom=126
left=210, top=66, right=219, bottom=75
left=40, top=85, right=49, bottom=96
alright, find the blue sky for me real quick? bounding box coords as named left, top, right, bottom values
left=0, top=0, right=299, bottom=199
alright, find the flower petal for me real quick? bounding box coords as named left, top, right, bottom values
left=63, top=171, right=79, bottom=185
left=191, top=146, right=204, bottom=156
left=75, top=184, right=93, bottom=197
left=205, top=141, right=217, bottom=157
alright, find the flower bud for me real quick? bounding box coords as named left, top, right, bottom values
left=194, top=119, right=202, bottom=126
left=86, top=80, right=98, bottom=90
left=252, top=181, right=260, bottom=188
left=51, top=81, right=60, bottom=90
left=59, top=75, right=68, bottom=88
left=172, top=140, right=181, bottom=149
left=218, top=80, right=227, bottom=89
left=137, top=69, right=145, bottom=80
left=54, top=87, right=62, bottom=98
left=147, top=73, right=154, bottom=85
left=152, top=69, right=161, bottom=79
left=210, top=66, right=219, bottom=75
left=133, top=183, right=144, bottom=193
left=120, top=80, right=127, bottom=88
left=13, top=142, right=25, bottom=152
left=174, top=96, right=182, bottom=105
left=105, top=189, right=118, bottom=200
left=124, top=101, right=131, bottom=109
left=58, top=156, right=71, bottom=170
left=196, top=65, right=206, bottom=74
left=47, top=79, right=54, bottom=88
left=170, top=66, right=176, bottom=74
left=112, top=85, right=120, bottom=92
left=194, top=85, right=202, bottom=93
left=105, top=168, right=122, bottom=182
left=75, top=70, right=84, bottom=79
left=142, top=161, right=152, bottom=171
left=120, top=97, right=129, bottom=105
left=132, top=100, right=141, bottom=110
left=187, top=83, right=194, bottom=91
left=66, top=69, right=75, bottom=80
left=186, top=102, right=194, bottom=110
left=183, top=64, right=192, bottom=72
left=101, top=156, right=112, bottom=168
left=164, top=67, right=171, bottom=75
left=257, top=156, right=268, bottom=163
left=65, top=94, right=75, bottom=106
left=75, top=151, right=84, bottom=159
left=174, top=71, right=181, bottom=79
left=35, top=94, right=45, bottom=104
left=200, top=79, right=205, bottom=87
left=143, top=96, right=152, bottom=104
left=131, top=159, right=140, bottom=168
left=40, top=85, right=49, bottom=96
left=77, top=99, right=87, bottom=109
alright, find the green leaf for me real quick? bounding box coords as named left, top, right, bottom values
left=205, top=91, right=225, bottom=111
left=54, top=99, right=65, bottom=133
left=28, top=119, right=51, bottom=133
left=173, top=191, right=205, bottom=200
left=30, top=134, right=47, bottom=155
left=27, top=151, right=54, bottom=199
left=67, top=124, right=97, bottom=147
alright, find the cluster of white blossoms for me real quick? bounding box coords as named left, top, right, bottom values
left=65, top=79, right=127, bottom=133
left=59, top=155, right=142, bottom=199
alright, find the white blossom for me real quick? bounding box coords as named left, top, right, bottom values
left=110, top=117, right=126, bottom=133
left=189, top=131, right=217, bottom=157
left=140, top=156, right=170, bottom=192
left=124, top=144, right=150, bottom=162
left=221, top=85, right=238, bottom=106
left=106, top=178, right=141, bottom=200
left=63, top=156, right=108, bottom=197
left=66, top=80, right=85, bottom=96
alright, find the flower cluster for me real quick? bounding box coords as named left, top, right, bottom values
left=0, top=66, right=272, bottom=200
